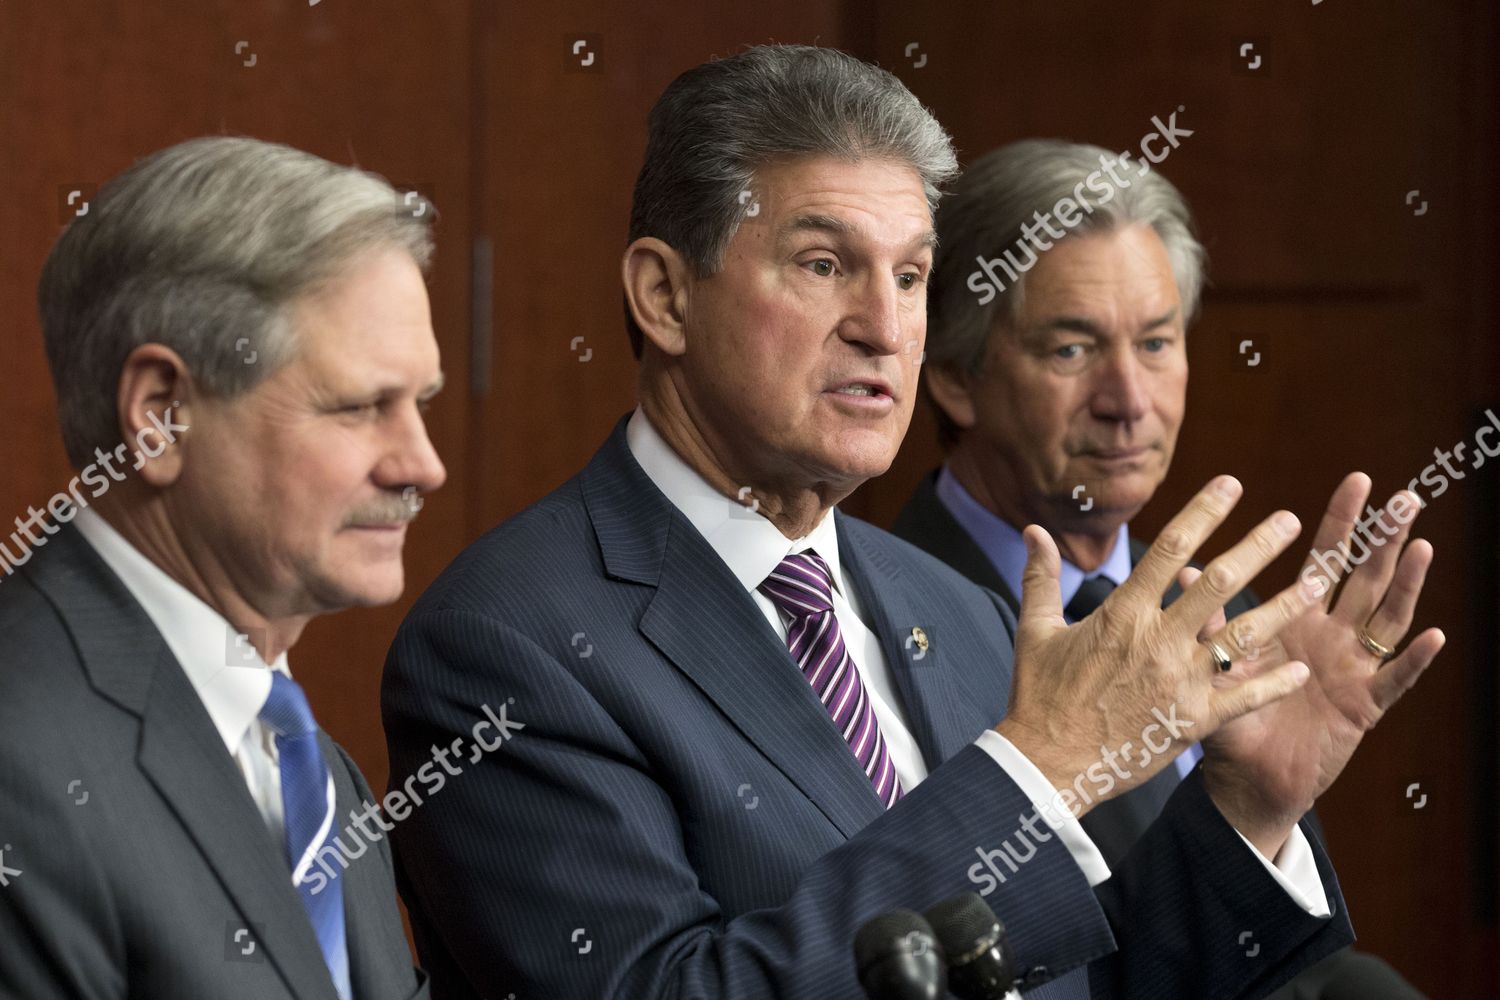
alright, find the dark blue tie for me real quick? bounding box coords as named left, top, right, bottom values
left=1065, top=574, right=1117, bottom=623
left=259, top=673, right=352, bottom=999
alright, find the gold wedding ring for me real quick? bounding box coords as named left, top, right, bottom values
left=1357, top=628, right=1395, bottom=661
left=1203, top=638, right=1233, bottom=672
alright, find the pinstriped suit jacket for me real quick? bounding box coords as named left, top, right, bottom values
left=382, top=417, right=1354, bottom=999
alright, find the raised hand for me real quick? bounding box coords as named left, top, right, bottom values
left=996, top=475, right=1320, bottom=812
left=1199, top=473, right=1444, bottom=856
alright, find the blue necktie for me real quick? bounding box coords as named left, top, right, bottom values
left=259, top=673, right=352, bottom=1000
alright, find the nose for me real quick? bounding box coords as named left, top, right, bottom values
left=1090, top=346, right=1151, bottom=425
left=375, top=404, right=448, bottom=496
left=839, top=271, right=906, bottom=356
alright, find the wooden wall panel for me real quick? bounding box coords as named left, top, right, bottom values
left=0, top=0, right=477, bottom=800
left=472, top=2, right=855, bottom=530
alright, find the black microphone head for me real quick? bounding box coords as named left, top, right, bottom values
left=924, top=892, right=999, bottom=959
left=923, top=892, right=1016, bottom=1000
left=854, top=909, right=949, bottom=1000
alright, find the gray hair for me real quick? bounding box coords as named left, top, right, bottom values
left=39, top=136, right=435, bottom=468
left=625, top=44, right=959, bottom=357
left=927, top=139, right=1205, bottom=432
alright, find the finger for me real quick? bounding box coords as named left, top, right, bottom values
left=1165, top=508, right=1302, bottom=636
left=1017, top=525, right=1066, bottom=633
left=1208, top=570, right=1322, bottom=666
left=1296, top=472, right=1371, bottom=609
left=1120, top=476, right=1243, bottom=610
left=1209, top=661, right=1310, bottom=727
left=1368, top=627, right=1444, bottom=713
left=1176, top=566, right=1226, bottom=640
left=1333, top=490, right=1422, bottom=627
left=1363, top=539, right=1434, bottom=651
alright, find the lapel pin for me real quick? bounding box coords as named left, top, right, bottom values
left=909, top=626, right=929, bottom=654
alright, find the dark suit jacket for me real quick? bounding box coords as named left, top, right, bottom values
left=0, top=525, right=428, bottom=1000
left=382, top=418, right=1353, bottom=1000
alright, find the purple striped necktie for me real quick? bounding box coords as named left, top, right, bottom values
left=759, top=551, right=903, bottom=808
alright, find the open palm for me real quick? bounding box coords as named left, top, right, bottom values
left=1198, top=473, right=1444, bottom=835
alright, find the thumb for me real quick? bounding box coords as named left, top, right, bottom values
left=1211, top=661, right=1309, bottom=727
left=1018, top=525, right=1066, bottom=630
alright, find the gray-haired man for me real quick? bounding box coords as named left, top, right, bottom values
left=895, top=139, right=1427, bottom=996
left=385, top=46, right=1439, bottom=999
left=0, top=137, right=444, bottom=999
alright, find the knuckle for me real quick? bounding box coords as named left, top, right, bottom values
left=1252, top=525, right=1283, bottom=561
left=1157, top=527, right=1192, bottom=560
left=1226, top=618, right=1260, bottom=658
left=1204, top=560, right=1237, bottom=596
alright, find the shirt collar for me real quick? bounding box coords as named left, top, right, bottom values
left=934, top=464, right=1132, bottom=611
left=72, top=508, right=288, bottom=755
left=625, top=408, right=845, bottom=596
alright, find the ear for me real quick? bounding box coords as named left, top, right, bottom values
left=924, top=363, right=979, bottom=433
left=115, top=343, right=195, bottom=488
left=622, top=237, right=693, bottom=357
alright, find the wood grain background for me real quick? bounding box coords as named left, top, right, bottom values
left=2, top=1, right=1494, bottom=993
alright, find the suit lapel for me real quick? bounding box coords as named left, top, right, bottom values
left=890, top=471, right=1020, bottom=610
left=640, top=524, right=886, bottom=837
left=584, top=418, right=884, bottom=839
left=138, top=679, right=341, bottom=1000
left=27, top=528, right=339, bottom=1000
left=837, top=514, right=993, bottom=769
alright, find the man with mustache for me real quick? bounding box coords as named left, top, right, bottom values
left=0, top=137, right=444, bottom=999
left=384, top=46, right=1441, bottom=999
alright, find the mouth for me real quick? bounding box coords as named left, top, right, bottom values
left=1079, top=445, right=1156, bottom=469
left=825, top=378, right=895, bottom=403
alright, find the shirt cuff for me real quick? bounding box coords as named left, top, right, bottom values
left=1234, top=825, right=1331, bottom=918
left=974, top=730, right=1112, bottom=888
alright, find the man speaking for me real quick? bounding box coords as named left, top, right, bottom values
left=384, top=46, right=1442, bottom=999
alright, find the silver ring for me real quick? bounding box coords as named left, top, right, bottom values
left=1202, top=638, right=1233, bottom=672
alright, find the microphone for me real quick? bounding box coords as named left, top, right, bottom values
left=854, top=909, right=949, bottom=999
left=923, top=892, right=1017, bottom=1000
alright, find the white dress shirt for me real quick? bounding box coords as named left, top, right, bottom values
left=73, top=508, right=290, bottom=845
left=626, top=409, right=1329, bottom=917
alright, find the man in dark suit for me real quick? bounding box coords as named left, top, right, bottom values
left=0, top=137, right=445, bottom=999
left=384, top=46, right=1442, bottom=999
left=896, top=139, right=1426, bottom=996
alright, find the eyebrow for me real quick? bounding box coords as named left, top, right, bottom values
left=777, top=214, right=938, bottom=255
left=354, top=371, right=446, bottom=404
left=1037, top=307, right=1181, bottom=337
